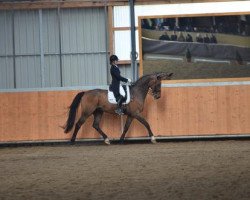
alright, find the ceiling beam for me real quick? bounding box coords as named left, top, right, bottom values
left=0, top=0, right=242, bottom=10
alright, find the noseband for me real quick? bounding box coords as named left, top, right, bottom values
left=152, top=89, right=160, bottom=98
left=148, top=78, right=161, bottom=98
left=149, top=86, right=160, bottom=99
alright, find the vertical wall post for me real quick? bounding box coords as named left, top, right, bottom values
left=12, top=9, right=16, bottom=88
left=57, top=6, right=63, bottom=87
left=39, top=9, right=45, bottom=87
left=104, top=0, right=109, bottom=85
left=129, top=0, right=137, bottom=81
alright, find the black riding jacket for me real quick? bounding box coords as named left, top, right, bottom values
left=110, top=64, right=128, bottom=98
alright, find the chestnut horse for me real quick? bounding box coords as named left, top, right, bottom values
left=63, top=72, right=173, bottom=144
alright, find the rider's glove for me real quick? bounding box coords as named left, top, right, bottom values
left=127, top=78, right=132, bottom=83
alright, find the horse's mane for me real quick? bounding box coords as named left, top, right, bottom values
left=134, top=74, right=153, bottom=85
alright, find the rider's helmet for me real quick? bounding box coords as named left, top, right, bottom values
left=110, top=55, right=119, bottom=64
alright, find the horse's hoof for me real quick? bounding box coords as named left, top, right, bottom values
left=104, top=138, right=111, bottom=145
left=151, top=136, right=157, bottom=144
left=119, top=138, right=125, bottom=144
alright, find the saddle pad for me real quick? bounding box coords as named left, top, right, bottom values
left=108, top=85, right=130, bottom=104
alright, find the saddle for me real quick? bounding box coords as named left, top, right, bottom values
left=108, top=84, right=131, bottom=104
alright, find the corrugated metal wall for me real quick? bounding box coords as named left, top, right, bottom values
left=14, top=10, right=41, bottom=88
left=42, top=9, right=61, bottom=88
left=0, top=11, right=14, bottom=89
left=0, top=7, right=108, bottom=90
left=60, top=8, right=107, bottom=86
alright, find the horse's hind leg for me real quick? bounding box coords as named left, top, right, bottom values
left=92, top=110, right=110, bottom=145
left=71, top=116, right=86, bottom=143
left=120, top=116, right=134, bottom=143
left=134, top=114, right=156, bottom=144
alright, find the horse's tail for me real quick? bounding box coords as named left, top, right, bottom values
left=64, top=91, right=85, bottom=133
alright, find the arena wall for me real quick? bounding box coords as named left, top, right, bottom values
left=1, top=0, right=250, bottom=143
left=1, top=84, right=250, bottom=143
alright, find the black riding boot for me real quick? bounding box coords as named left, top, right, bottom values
left=115, top=96, right=124, bottom=115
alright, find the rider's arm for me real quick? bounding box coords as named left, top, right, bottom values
left=112, top=67, right=128, bottom=82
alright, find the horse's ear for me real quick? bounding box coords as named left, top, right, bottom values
left=157, top=72, right=173, bottom=80
left=156, top=72, right=165, bottom=80
left=168, top=73, right=173, bottom=77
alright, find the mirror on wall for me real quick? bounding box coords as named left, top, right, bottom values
left=140, top=14, right=250, bottom=80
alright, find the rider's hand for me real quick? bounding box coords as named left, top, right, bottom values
left=127, top=78, right=132, bottom=83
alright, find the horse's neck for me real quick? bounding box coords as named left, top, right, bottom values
left=132, top=78, right=151, bottom=101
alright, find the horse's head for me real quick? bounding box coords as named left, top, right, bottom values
left=149, top=72, right=173, bottom=99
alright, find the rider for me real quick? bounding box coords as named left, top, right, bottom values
left=109, top=55, right=131, bottom=115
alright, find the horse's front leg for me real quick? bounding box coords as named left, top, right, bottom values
left=134, top=114, right=157, bottom=144
left=120, top=116, right=134, bottom=143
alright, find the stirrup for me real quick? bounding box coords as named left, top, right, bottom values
left=115, top=108, right=124, bottom=115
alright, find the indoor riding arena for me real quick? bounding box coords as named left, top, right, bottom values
left=1, top=141, right=249, bottom=200
left=0, top=1, right=250, bottom=200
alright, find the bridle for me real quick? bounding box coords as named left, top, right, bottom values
left=152, top=87, right=160, bottom=99
left=149, top=79, right=161, bottom=99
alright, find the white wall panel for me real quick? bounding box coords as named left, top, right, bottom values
left=113, top=6, right=130, bottom=27
left=114, top=30, right=139, bottom=60
left=114, top=1, right=250, bottom=27
left=134, top=2, right=250, bottom=25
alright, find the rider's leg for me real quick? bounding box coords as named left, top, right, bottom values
left=115, top=94, right=124, bottom=115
